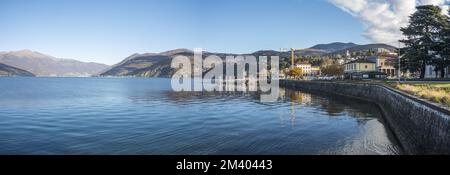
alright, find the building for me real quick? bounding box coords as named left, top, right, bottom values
left=295, top=63, right=312, bottom=75
left=421, top=51, right=450, bottom=78
left=344, top=59, right=376, bottom=73
left=368, top=55, right=397, bottom=78
left=311, top=66, right=321, bottom=76
left=424, top=65, right=450, bottom=78
left=294, top=63, right=321, bottom=77
left=344, top=59, right=386, bottom=79
left=372, top=48, right=396, bottom=55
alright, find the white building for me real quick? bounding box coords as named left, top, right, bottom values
left=425, top=65, right=450, bottom=78
left=367, top=55, right=397, bottom=78
left=295, top=63, right=312, bottom=74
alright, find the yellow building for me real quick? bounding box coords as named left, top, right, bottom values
left=344, top=59, right=387, bottom=79
left=344, top=59, right=376, bottom=73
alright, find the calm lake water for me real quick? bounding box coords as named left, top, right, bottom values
left=0, top=77, right=401, bottom=155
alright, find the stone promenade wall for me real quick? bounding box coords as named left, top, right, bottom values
left=281, top=80, right=450, bottom=154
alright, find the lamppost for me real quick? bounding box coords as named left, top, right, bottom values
left=398, top=42, right=402, bottom=82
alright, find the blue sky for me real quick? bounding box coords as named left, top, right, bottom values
left=0, top=0, right=366, bottom=65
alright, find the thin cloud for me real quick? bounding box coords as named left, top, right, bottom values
left=328, top=0, right=449, bottom=45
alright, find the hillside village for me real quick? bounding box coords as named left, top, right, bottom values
left=280, top=47, right=402, bottom=80
left=282, top=46, right=450, bottom=80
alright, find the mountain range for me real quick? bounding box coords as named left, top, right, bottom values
left=99, top=42, right=396, bottom=78
left=0, top=50, right=109, bottom=77
left=309, top=42, right=358, bottom=53
left=0, top=42, right=396, bottom=77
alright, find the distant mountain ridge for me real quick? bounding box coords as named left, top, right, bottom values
left=2, top=42, right=396, bottom=78
left=328, top=43, right=397, bottom=55
left=309, top=42, right=358, bottom=53
left=0, top=50, right=109, bottom=77
left=100, top=42, right=397, bottom=78
left=0, top=63, right=34, bottom=77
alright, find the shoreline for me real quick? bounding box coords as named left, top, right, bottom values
left=281, top=80, right=450, bottom=154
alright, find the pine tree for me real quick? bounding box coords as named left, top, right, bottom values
left=400, top=5, right=448, bottom=78
left=435, top=9, right=450, bottom=78
left=441, top=9, right=450, bottom=77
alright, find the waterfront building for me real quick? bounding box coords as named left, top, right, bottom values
left=344, top=59, right=376, bottom=73
left=343, top=59, right=386, bottom=79
left=367, top=55, right=397, bottom=78
left=294, top=63, right=321, bottom=77
left=295, top=63, right=311, bottom=74
left=295, top=63, right=312, bottom=75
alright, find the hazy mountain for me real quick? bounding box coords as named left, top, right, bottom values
left=310, top=42, right=358, bottom=53
left=328, top=43, right=397, bottom=55
left=250, top=43, right=358, bottom=57
left=273, top=42, right=358, bottom=57
left=99, top=49, right=233, bottom=77
left=251, top=50, right=290, bottom=57
left=99, top=53, right=175, bottom=77
left=0, top=50, right=109, bottom=77
left=0, top=63, right=35, bottom=77
left=303, top=42, right=396, bottom=57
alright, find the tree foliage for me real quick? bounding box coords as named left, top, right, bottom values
left=321, top=64, right=344, bottom=76
left=287, top=67, right=303, bottom=79
left=439, top=9, right=450, bottom=76
left=400, top=5, right=449, bottom=78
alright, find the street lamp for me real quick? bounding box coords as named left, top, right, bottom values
left=398, top=42, right=401, bottom=82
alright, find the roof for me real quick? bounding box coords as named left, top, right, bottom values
left=379, top=54, right=398, bottom=58
left=295, top=63, right=311, bottom=66
left=367, top=54, right=398, bottom=60
left=296, top=62, right=310, bottom=65
left=344, top=59, right=375, bottom=64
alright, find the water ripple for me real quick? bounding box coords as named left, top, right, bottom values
left=0, top=78, right=401, bottom=155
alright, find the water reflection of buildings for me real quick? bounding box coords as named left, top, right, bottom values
left=280, top=88, right=381, bottom=128
left=279, top=88, right=313, bottom=127
left=164, top=87, right=377, bottom=128
left=281, top=89, right=312, bottom=104
left=278, top=88, right=372, bottom=126
left=280, top=88, right=312, bottom=105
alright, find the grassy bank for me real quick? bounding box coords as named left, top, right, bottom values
left=389, top=82, right=450, bottom=107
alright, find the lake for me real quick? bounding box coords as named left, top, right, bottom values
left=0, top=77, right=402, bottom=155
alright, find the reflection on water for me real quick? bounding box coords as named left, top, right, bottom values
left=0, top=77, right=401, bottom=155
